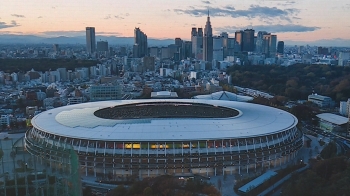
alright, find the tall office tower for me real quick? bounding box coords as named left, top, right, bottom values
left=191, top=27, right=203, bottom=59
left=203, top=11, right=213, bottom=61
left=263, top=34, right=277, bottom=57
left=182, top=41, right=192, bottom=59
left=277, top=41, right=284, bottom=54
left=213, top=36, right=224, bottom=61
left=235, top=31, right=243, bottom=52
left=227, top=38, right=236, bottom=56
left=242, top=29, right=255, bottom=52
left=175, top=38, right=183, bottom=47
left=220, top=32, right=229, bottom=58
left=97, top=41, right=109, bottom=52
left=256, top=31, right=268, bottom=53
left=174, top=38, right=183, bottom=60
left=197, top=28, right=203, bottom=59
left=86, top=27, right=96, bottom=54
left=191, top=28, right=197, bottom=57
left=133, top=27, right=148, bottom=58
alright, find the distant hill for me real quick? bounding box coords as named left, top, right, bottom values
left=0, top=34, right=174, bottom=46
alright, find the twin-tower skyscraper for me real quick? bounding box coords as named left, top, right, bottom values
left=192, top=11, right=213, bottom=62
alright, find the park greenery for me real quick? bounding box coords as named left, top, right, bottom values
left=234, top=163, right=306, bottom=196
left=281, top=156, right=350, bottom=196
left=226, top=64, right=350, bottom=101
left=85, top=175, right=222, bottom=196
left=0, top=58, right=98, bottom=73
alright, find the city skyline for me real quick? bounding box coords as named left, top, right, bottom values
left=0, top=0, right=349, bottom=45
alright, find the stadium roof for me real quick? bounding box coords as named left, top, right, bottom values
left=31, top=99, right=298, bottom=141
left=193, top=91, right=253, bottom=102
left=316, top=113, right=348, bottom=125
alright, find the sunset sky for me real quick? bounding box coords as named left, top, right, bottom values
left=0, top=0, right=349, bottom=42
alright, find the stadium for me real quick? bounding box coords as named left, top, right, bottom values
left=24, top=99, right=303, bottom=179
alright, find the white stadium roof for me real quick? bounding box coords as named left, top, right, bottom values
left=31, top=99, right=297, bottom=141
left=193, top=91, right=253, bottom=102
left=316, top=113, right=348, bottom=125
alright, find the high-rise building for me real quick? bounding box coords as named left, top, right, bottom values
left=277, top=41, right=284, bottom=54
left=133, top=28, right=148, bottom=58
left=203, top=11, right=213, bottom=61
left=235, top=31, right=243, bottom=52
left=97, top=40, right=109, bottom=52
left=213, top=36, right=224, bottom=61
left=227, top=38, right=236, bottom=56
left=86, top=27, right=96, bottom=54
left=182, top=41, right=192, bottom=59
left=191, top=28, right=203, bottom=59
left=256, top=31, right=268, bottom=53
left=263, top=34, right=277, bottom=57
left=220, top=32, right=229, bottom=58
left=242, top=29, right=255, bottom=52
left=175, top=38, right=183, bottom=47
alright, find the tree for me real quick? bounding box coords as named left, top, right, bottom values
left=82, top=186, right=93, bottom=196
left=143, top=187, right=153, bottom=196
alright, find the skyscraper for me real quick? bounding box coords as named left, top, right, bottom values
left=213, top=36, right=224, bottom=61
left=203, top=11, right=213, bottom=61
left=133, top=28, right=148, bottom=58
left=277, top=41, right=284, bottom=54
left=256, top=31, right=268, bottom=53
left=86, top=27, right=96, bottom=54
left=191, top=28, right=203, bottom=59
left=263, top=34, right=277, bottom=57
left=220, top=32, right=229, bottom=58
left=235, top=31, right=243, bottom=52
left=182, top=41, right=192, bottom=59
left=242, top=29, right=255, bottom=52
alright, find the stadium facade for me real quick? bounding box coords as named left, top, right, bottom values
left=25, top=99, right=303, bottom=179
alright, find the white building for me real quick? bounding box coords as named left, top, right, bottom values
left=67, top=97, right=83, bottom=105
left=338, top=52, right=350, bottom=66
left=339, top=101, right=348, bottom=116
left=308, top=94, right=334, bottom=107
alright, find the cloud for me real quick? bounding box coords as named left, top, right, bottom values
left=217, top=24, right=320, bottom=34
left=40, top=30, right=85, bottom=37
left=38, top=16, right=43, bottom=19
left=11, top=14, right=25, bottom=18
left=104, top=15, right=111, bottom=20
left=114, top=15, right=124, bottom=20
left=0, top=21, right=20, bottom=29
left=39, top=30, right=121, bottom=37
left=174, top=4, right=298, bottom=22
left=202, top=0, right=211, bottom=4
left=11, top=20, right=17, bottom=26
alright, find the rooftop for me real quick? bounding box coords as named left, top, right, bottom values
left=31, top=99, right=298, bottom=141
left=316, top=113, right=348, bottom=125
